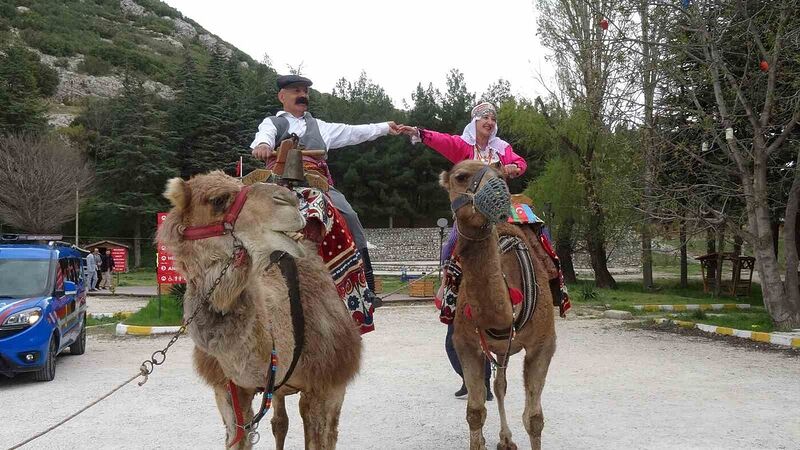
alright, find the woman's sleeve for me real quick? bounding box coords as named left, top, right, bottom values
left=505, top=145, right=528, bottom=175
left=419, top=129, right=470, bottom=164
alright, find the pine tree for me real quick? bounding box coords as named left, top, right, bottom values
left=0, top=46, right=48, bottom=135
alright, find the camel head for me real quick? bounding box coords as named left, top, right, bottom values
left=158, top=171, right=306, bottom=281
left=440, top=160, right=511, bottom=231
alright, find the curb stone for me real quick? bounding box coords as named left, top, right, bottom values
left=115, top=323, right=183, bottom=336
left=89, top=311, right=134, bottom=319
left=654, top=318, right=800, bottom=348
left=634, top=304, right=750, bottom=312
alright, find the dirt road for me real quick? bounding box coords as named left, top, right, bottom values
left=2, top=305, right=798, bottom=449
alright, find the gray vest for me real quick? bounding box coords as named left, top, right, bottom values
left=268, top=113, right=328, bottom=159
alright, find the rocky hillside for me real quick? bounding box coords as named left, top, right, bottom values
left=0, top=0, right=259, bottom=127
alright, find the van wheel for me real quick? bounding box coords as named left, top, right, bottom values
left=69, top=315, right=86, bottom=355
left=33, top=336, right=57, bottom=382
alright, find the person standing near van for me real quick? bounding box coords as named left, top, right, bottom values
left=99, top=249, right=114, bottom=289
left=85, top=249, right=98, bottom=291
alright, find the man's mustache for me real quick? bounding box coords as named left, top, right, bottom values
left=295, top=97, right=308, bottom=105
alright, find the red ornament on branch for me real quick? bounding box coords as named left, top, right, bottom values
left=599, top=18, right=609, bottom=30
left=759, top=60, right=769, bottom=72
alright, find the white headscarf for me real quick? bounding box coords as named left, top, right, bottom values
left=460, top=102, right=509, bottom=156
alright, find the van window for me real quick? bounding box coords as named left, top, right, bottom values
left=0, top=259, right=51, bottom=298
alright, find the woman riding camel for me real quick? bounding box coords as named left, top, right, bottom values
left=399, top=101, right=527, bottom=401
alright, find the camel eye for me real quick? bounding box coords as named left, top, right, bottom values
left=455, top=173, right=469, bottom=183
left=208, top=195, right=230, bottom=213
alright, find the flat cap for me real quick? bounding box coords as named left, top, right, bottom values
left=277, top=74, right=313, bottom=90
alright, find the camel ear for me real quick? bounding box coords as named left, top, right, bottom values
left=439, top=170, right=451, bottom=190
left=164, top=177, right=191, bottom=211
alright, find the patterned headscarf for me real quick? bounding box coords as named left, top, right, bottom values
left=461, top=102, right=509, bottom=155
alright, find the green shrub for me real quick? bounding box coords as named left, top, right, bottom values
left=579, top=283, right=598, bottom=301
left=20, top=29, right=77, bottom=56
left=33, top=62, right=59, bottom=96
left=78, top=55, right=113, bottom=76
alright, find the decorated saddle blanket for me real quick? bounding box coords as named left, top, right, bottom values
left=294, top=187, right=375, bottom=334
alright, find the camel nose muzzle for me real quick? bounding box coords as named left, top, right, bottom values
left=474, top=176, right=511, bottom=224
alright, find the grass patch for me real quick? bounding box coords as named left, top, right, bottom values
left=377, top=275, right=441, bottom=296
left=123, top=296, right=183, bottom=326
left=86, top=315, right=118, bottom=327
left=569, top=278, right=763, bottom=310
left=671, top=309, right=774, bottom=332
left=117, top=269, right=157, bottom=287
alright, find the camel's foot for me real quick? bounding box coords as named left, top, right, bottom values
left=469, top=431, right=487, bottom=450
left=497, top=440, right=518, bottom=450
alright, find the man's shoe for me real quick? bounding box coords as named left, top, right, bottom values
left=486, top=390, right=494, bottom=402
left=365, top=289, right=383, bottom=309
left=454, top=383, right=468, bottom=399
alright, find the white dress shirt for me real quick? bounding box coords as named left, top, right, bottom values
left=250, top=111, right=391, bottom=151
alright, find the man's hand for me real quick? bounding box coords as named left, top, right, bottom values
left=397, top=125, right=420, bottom=137
left=503, top=164, right=521, bottom=178
left=387, top=121, right=401, bottom=135
left=252, top=143, right=273, bottom=161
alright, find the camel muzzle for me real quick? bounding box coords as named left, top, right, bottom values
left=451, top=165, right=511, bottom=224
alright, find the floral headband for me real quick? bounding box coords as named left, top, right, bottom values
left=471, top=102, right=497, bottom=119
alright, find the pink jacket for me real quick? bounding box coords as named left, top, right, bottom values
left=420, top=129, right=527, bottom=176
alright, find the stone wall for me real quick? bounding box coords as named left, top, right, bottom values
left=364, top=227, right=662, bottom=269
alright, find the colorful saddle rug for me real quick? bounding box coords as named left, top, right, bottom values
left=294, top=187, right=375, bottom=334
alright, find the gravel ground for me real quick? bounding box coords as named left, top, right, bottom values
left=86, top=296, right=149, bottom=315
left=2, top=306, right=798, bottom=449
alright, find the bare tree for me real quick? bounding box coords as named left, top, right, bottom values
left=0, top=134, right=93, bottom=233
left=654, top=0, right=800, bottom=328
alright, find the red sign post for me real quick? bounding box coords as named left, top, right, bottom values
left=110, top=247, right=127, bottom=273
left=156, top=213, right=185, bottom=284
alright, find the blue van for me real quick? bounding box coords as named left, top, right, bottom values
left=0, top=235, right=88, bottom=381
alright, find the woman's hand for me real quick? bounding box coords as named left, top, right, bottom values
left=503, top=164, right=521, bottom=178
left=396, top=125, right=417, bottom=135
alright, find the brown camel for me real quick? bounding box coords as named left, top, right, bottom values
left=157, top=171, right=361, bottom=449
left=440, top=160, right=557, bottom=450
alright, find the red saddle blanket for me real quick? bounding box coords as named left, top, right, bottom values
left=295, top=187, right=375, bottom=334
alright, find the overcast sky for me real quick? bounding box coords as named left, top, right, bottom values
left=162, top=0, right=556, bottom=108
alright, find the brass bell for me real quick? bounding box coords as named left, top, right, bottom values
left=282, top=148, right=305, bottom=183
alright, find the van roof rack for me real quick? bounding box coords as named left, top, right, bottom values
left=0, top=233, right=65, bottom=243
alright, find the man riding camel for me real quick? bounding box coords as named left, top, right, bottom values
left=250, top=74, right=400, bottom=306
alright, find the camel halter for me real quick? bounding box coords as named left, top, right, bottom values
left=180, top=185, right=253, bottom=240
left=450, top=166, right=511, bottom=226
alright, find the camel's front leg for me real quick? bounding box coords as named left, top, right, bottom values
left=494, top=360, right=517, bottom=450
left=455, top=337, right=488, bottom=450
left=213, top=383, right=256, bottom=450
left=271, top=393, right=289, bottom=450
left=522, top=335, right=556, bottom=450
left=299, top=386, right=345, bottom=450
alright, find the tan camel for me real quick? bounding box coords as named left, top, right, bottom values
left=440, top=160, right=557, bottom=450
left=157, top=171, right=361, bottom=449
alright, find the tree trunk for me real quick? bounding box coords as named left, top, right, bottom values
left=134, top=214, right=142, bottom=268
left=679, top=218, right=688, bottom=289
left=641, top=223, right=654, bottom=289
left=771, top=221, right=780, bottom=258
left=746, top=154, right=800, bottom=330
left=582, top=146, right=616, bottom=289
left=713, top=227, right=724, bottom=298
left=733, top=232, right=743, bottom=256
left=638, top=0, right=656, bottom=291
left=587, top=221, right=616, bottom=288
left=780, top=155, right=800, bottom=326
left=706, top=227, right=717, bottom=282
left=556, top=218, right=577, bottom=284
